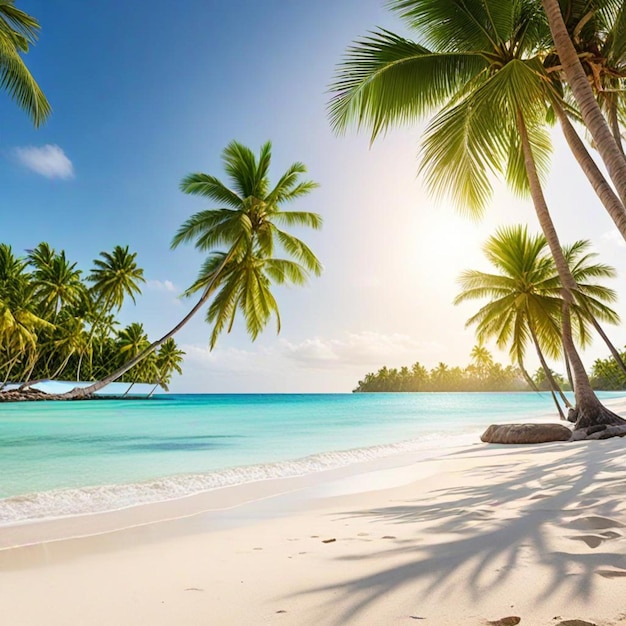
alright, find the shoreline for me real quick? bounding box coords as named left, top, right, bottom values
left=3, top=395, right=626, bottom=544
left=2, top=433, right=626, bottom=624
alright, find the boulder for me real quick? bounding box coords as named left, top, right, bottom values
left=481, top=423, right=572, bottom=444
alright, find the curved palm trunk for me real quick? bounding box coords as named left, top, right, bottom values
left=561, top=298, right=625, bottom=428
left=555, top=103, right=626, bottom=241
left=542, top=0, right=626, bottom=207
left=147, top=382, right=160, bottom=399
left=123, top=380, right=136, bottom=397
left=518, top=360, right=540, bottom=392
left=528, top=324, right=568, bottom=418
left=62, top=249, right=236, bottom=399
left=586, top=314, right=626, bottom=377
left=0, top=354, right=21, bottom=391
left=564, top=351, right=574, bottom=391
left=19, top=352, right=74, bottom=392
left=608, top=99, right=625, bottom=157
left=518, top=111, right=620, bottom=427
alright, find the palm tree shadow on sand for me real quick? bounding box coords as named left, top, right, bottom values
left=297, top=441, right=626, bottom=624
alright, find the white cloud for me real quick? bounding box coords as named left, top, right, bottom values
left=14, top=144, right=74, bottom=179
left=279, top=331, right=442, bottom=369
left=146, top=279, right=177, bottom=292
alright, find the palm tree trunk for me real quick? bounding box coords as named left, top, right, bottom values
left=62, top=247, right=237, bottom=399
left=555, top=103, right=626, bottom=241
left=0, top=355, right=20, bottom=390
left=517, top=111, right=619, bottom=426
left=608, top=98, right=624, bottom=156
left=561, top=297, right=625, bottom=427
left=528, top=323, right=568, bottom=418
left=542, top=0, right=626, bottom=207
left=124, top=380, right=135, bottom=397
left=564, top=351, right=574, bottom=391
left=518, top=360, right=540, bottom=392
left=586, top=314, right=626, bottom=377
left=17, top=351, right=39, bottom=391
left=147, top=382, right=160, bottom=399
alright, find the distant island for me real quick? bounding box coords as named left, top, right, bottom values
left=353, top=348, right=626, bottom=393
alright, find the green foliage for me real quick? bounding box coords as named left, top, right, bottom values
left=0, top=243, right=184, bottom=392
left=173, top=140, right=322, bottom=349
left=591, top=348, right=626, bottom=390
left=455, top=225, right=620, bottom=376
left=353, top=349, right=528, bottom=392
left=328, top=0, right=559, bottom=215
left=0, top=0, right=50, bottom=125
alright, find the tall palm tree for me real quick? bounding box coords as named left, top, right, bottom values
left=455, top=226, right=619, bottom=415
left=88, top=245, right=145, bottom=313
left=542, top=2, right=626, bottom=241
left=541, top=0, right=626, bottom=206
left=456, top=226, right=570, bottom=415
left=0, top=0, right=50, bottom=125
left=30, top=249, right=84, bottom=318
left=84, top=245, right=145, bottom=374
left=329, top=0, right=623, bottom=427
left=62, top=141, right=323, bottom=398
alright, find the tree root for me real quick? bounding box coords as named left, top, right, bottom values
left=570, top=404, right=626, bottom=430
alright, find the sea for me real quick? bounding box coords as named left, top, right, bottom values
left=1, top=391, right=623, bottom=526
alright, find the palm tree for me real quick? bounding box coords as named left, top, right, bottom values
left=455, top=226, right=620, bottom=416
left=88, top=246, right=145, bottom=313
left=542, top=2, right=626, bottom=241
left=541, top=0, right=626, bottom=207
left=0, top=1, right=50, bottom=125
left=329, top=0, right=624, bottom=428
left=30, top=249, right=84, bottom=318
left=116, top=322, right=150, bottom=396
left=83, top=245, right=145, bottom=375
left=148, top=338, right=185, bottom=397
left=456, top=226, right=570, bottom=415
left=62, top=141, right=323, bottom=398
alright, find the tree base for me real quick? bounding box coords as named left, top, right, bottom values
left=571, top=403, right=626, bottom=430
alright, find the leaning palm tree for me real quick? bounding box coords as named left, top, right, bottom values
left=329, top=0, right=623, bottom=428
left=62, top=141, right=322, bottom=398
left=0, top=0, right=50, bottom=125
left=541, top=1, right=626, bottom=241
left=541, top=0, right=626, bottom=207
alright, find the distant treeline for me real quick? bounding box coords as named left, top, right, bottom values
left=354, top=349, right=626, bottom=393
left=591, top=349, right=626, bottom=391
left=0, top=242, right=184, bottom=394
left=353, top=360, right=528, bottom=393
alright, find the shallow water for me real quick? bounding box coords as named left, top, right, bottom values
left=1, top=392, right=622, bottom=523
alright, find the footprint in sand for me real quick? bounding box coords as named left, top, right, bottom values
left=563, top=516, right=624, bottom=531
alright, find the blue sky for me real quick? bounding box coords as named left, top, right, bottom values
left=2, top=1, right=626, bottom=392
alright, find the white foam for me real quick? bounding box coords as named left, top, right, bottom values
left=0, top=430, right=476, bottom=526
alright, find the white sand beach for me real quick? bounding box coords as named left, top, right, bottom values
left=3, top=410, right=626, bottom=626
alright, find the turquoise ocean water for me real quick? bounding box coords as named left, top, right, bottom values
left=1, top=392, right=623, bottom=525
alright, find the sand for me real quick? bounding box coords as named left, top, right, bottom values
left=3, top=422, right=626, bottom=625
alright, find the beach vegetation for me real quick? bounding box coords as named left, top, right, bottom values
left=61, top=140, right=323, bottom=398
left=329, top=0, right=626, bottom=429
left=353, top=348, right=528, bottom=392
left=0, top=243, right=183, bottom=396
left=455, top=225, right=620, bottom=417
left=541, top=0, right=626, bottom=230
